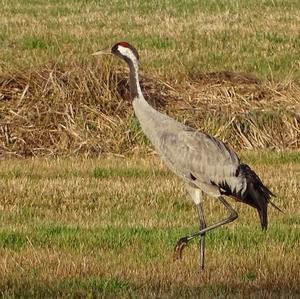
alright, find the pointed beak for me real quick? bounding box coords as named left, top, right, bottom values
left=91, top=47, right=111, bottom=56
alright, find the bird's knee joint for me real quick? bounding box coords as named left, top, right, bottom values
left=230, top=211, right=238, bottom=221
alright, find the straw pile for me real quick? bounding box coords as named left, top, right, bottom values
left=0, top=63, right=299, bottom=157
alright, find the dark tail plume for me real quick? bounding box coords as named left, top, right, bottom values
left=236, top=164, right=282, bottom=230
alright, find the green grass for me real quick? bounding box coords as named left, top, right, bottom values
left=92, top=167, right=169, bottom=179
left=241, top=151, right=300, bottom=165
left=0, top=224, right=298, bottom=253
left=1, top=0, right=300, bottom=80
left=0, top=154, right=299, bottom=297
left=2, top=277, right=136, bottom=298
left=22, top=36, right=47, bottom=50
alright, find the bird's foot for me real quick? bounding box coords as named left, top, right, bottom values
left=173, top=236, right=189, bottom=261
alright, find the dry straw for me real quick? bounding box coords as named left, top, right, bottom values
left=0, top=63, right=299, bottom=157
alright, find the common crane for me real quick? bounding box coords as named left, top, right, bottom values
left=92, top=42, right=282, bottom=270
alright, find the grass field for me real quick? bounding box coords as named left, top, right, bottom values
left=0, top=153, right=299, bottom=297
left=0, top=0, right=300, bottom=297
left=1, top=0, right=300, bottom=80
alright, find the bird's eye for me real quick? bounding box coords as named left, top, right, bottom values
left=111, top=44, right=119, bottom=53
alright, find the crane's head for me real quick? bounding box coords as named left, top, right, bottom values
left=92, top=42, right=139, bottom=65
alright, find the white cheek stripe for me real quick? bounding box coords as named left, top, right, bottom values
left=118, top=45, right=142, bottom=98
left=118, top=46, right=138, bottom=67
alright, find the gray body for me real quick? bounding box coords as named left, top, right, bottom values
left=133, top=98, right=242, bottom=201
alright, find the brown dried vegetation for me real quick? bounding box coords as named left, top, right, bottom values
left=0, top=64, right=299, bottom=157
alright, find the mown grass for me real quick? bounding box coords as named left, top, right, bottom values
left=1, top=0, right=299, bottom=80
left=0, top=153, right=299, bottom=297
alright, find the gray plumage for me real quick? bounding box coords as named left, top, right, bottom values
left=131, top=59, right=277, bottom=228
left=93, top=41, right=282, bottom=270
left=133, top=91, right=277, bottom=228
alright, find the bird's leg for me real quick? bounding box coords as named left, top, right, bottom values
left=174, top=196, right=238, bottom=261
left=197, top=202, right=206, bottom=270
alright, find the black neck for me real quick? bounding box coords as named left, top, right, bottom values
left=127, top=59, right=139, bottom=100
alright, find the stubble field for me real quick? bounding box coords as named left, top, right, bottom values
left=0, top=154, right=299, bottom=297
left=0, top=0, right=300, bottom=297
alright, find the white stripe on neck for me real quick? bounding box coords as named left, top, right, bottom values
left=118, top=45, right=143, bottom=99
